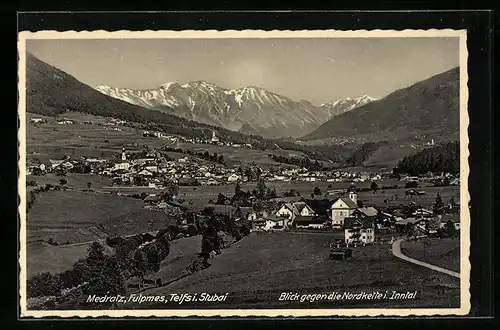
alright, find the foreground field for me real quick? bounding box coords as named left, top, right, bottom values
left=27, top=173, right=112, bottom=191
left=27, top=190, right=175, bottom=244
left=135, top=232, right=460, bottom=309
left=26, top=240, right=114, bottom=278
left=172, top=182, right=457, bottom=210
left=401, top=238, right=460, bottom=273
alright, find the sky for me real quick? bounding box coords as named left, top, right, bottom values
left=26, top=37, right=459, bottom=105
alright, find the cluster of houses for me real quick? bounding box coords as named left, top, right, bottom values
left=233, top=188, right=461, bottom=245
left=178, top=131, right=253, bottom=149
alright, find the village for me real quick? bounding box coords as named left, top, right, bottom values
left=26, top=128, right=461, bottom=250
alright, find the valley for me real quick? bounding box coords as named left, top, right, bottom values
left=22, top=49, right=463, bottom=313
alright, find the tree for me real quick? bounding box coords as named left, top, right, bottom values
left=59, top=178, right=67, bottom=186
left=55, top=166, right=67, bottom=178
left=27, top=272, right=61, bottom=298
left=216, top=193, right=227, bottom=205
left=234, top=183, right=243, bottom=197
left=256, top=179, right=267, bottom=199
left=313, top=187, right=322, bottom=196
left=133, top=249, right=148, bottom=280
left=370, top=181, right=378, bottom=193
left=444, top=220, right=457, bottom=238
left=84, top=256, right=126, bottom=297
left=433, top=193, right=445, bottom=215
left=166, top=182, right=179, bottom=197
left=87, top=182, right=92, bottom=190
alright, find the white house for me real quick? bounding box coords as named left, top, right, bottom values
left=330, top=190, right=359, bottom=228
left=275, top=201, right=315, bottom=227
left=295, top=202, right=316, bottom=216
left=138, top=169, right=153, bottom=176
left=227, top=174, right=241, bottom=183
left=114, top=162, right=130, bottom=171
left=344, top=217, right=375, bottom=245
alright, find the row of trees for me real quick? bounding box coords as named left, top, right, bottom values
left=162, top=147, right=225, bottom=165
left=393, top=141, right=460, bottom=175
left=198, top=207, right=251, bottom=266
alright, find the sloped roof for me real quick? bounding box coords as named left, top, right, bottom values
left=144, top=195, right=161, bottom=202
left=332, top=197, right=358, bottom=209
left=294, top=202, right=314, bottom=214
left=294, top=215, right=325, bottom=225
left=344, top=217, right=374, bottom=229
left=357, top=207, right=378, bottom=217
left=439, top=214, right=460, bottom=223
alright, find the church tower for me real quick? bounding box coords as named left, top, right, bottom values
left=121, top=147, right=127, bottom=161
left=348, top=190, right=358, bottom=204
left=211, top=130, right=219, bottom=143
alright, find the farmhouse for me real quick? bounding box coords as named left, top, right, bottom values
left=30, top=118, right=46, bottom=124
left=144, top=194, right=161, bottom=205
left=438, top=214, right=460, bottom=231
left=412, top=208, right=434, bottom=218
left=57, top=118, right=74, bottom=125
left=256, top=213, right=287, bottom=230
left=344, top=217, right=375, bottom=245
left=275, top=201, right=316, bottom=225
left=330, top=190, right=359, bottom=229
left=227, top=174, right=241, bottom=183
left=114, top=162, right=131, bottom=171
left=395, top=218, right=429, bottom=234
left=352, top=206, right=378, bottom=218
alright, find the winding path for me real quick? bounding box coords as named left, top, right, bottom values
left=391, top=239, right=460, bottom=279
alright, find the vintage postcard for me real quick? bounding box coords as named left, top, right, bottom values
left=18, top=29, right=470, bottom=317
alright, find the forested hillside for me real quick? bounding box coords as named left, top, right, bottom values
left=393, top=141, right=460, bottom=175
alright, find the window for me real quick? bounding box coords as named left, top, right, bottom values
left=339, top=211, right=343, bottom=216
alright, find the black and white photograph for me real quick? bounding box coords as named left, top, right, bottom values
left=18, top=29, right=470, bottom=317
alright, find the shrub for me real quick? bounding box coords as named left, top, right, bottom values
left=27, top=272, right=61, bottom=298
left=187, top=224, right=198, bottom=237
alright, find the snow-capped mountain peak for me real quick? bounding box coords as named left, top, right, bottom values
left=320, top=94, right=377, bottom=117
left=94, top=81, right=376, bottom=138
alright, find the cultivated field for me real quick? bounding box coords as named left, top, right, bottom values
left=27, top=173, right=112, bottom=190
left=26, top=112, right=304, bottom=168
left=26, top=240, right=114, bottom=278
left=401, top=238, right=460, bottom=273
left=137, top=231, right=460, bottom=309
left=27, top=190, right=175, bottom=245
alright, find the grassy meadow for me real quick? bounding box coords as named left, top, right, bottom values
left=401, top=238, right=460, bottom=273
left=136, top=231, right=460, bottom=309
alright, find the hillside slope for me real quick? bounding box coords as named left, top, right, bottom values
left=303, top=68, right=460, bottom=142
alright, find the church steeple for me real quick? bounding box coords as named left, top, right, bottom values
left=121, top=146, right=127, bottom=161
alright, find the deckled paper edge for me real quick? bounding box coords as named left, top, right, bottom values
left=17, top=29, right=471, bottom=318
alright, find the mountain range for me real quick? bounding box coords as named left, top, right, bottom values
left=95, top=82, right=375, bottom=138
left=303, top=67, right=460, bottom=142
left=24, top=52, right=335, bottom=159
left=25, top=52, right=460, bottom=168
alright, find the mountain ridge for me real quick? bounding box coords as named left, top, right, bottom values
left=302, top=67, right=460, bottom=142
left=95, top=81, right=376, bottom=138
